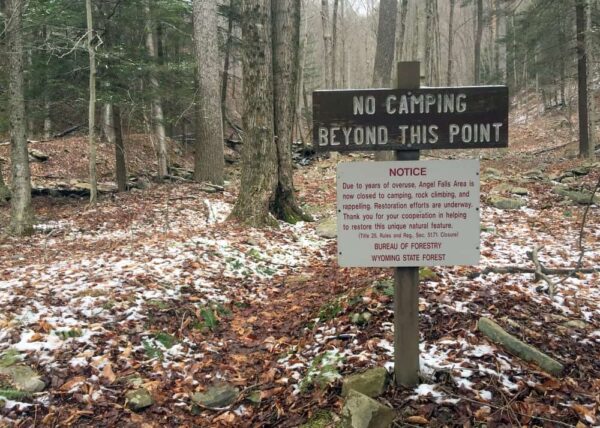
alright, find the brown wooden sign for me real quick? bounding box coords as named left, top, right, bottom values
left=312, top=86, right=508, bottom=152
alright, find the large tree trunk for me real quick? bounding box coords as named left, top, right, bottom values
left=271, top=0, right=311, bottom=223
left=321, top=0, right=332, bottom=88
left=144, top=0, right=169, bottom=179
left=113, top=105, right=127, bottom=192
left=474, top=0, right=483, bottom=84
left=229, top=0, right=278, bottom=227
left=396, top=0, right=409, bottom=63
left=7, top=0, right=33, bottom=234
left=192, top=0, right=225, bottom=185
left=447, top=0, right=456, bottom=85
left=372, top=0, right=398, bottom=162
left=372, top=0, right=398, bottom=88
left=576, top=0, right=592, bottom=158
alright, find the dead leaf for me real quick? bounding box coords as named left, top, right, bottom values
left=28, top=332, right=44, bottom=342
left=102, top=363, right=117, bottom=384
left=60, top=376, right=87, bottom=392
left=406, top=415, right=429, bottom=425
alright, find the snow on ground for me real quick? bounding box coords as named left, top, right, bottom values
left=0, top=186, right=327, bottom=419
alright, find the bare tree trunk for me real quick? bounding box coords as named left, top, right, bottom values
left=43, top=101, right=52, bottom=140
left=192, top=0, right=225, bottom=185
left=229, top=0, right=278, bottom=227
left=341, top=0, right=347, bottom=87
left=559, top=19, right=566, bottom=105
left=424, top=0, right=433, bottom=84
left=447, top=0, right=456, bottom=85
left=221, top=0, right=235, bottom=119
left=144, top=0, right=168, bottom=179
left=433, top=0, right=441, bottom=85
left=112, top=105, right=127, bottom=192
left=86, top=0, right=98, bottom=204
left=0, top=161, right=9, bottom=202
left=372, top=0, right=398, bottom=87
left=411, top=1, right=420, bottom=60
left=373, top=0, right=398, bottom=162
left=321, top=0, right=332, bottom=88
left=587, top=0, right=598, bottom=156
left=474, top=0, right=483, bottom=84
left=576, top=0, right=592, bottom=158
left=331, top=0, right=339, bottom=89
left=396, top=0, right=409, bottom=63
left=271, top=0, right=310, bottom=223
left=296, top=4, right=309, bottom=143
left=102, top=103, right=116, bottom=144
left=495, top=0, right=507, bottom=83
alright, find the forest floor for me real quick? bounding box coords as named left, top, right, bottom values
left=0, top=110, right=599, bottom=427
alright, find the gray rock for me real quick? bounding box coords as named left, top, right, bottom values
left=510, top=187, right=529, bottom=196
left=569, top=165, right=591, bottom=176
left=191, top=383, right=239, bottom=408
left=28, top=149, right=49, bottom=162
left=341, top=390, right=395, bottom=428
left=553, top=187, right=600, bottom=205
left=523, top=169, right=546, bottom=181
left=490, top=183, right=512, bottom=194
left=0, top=350, right=22, bottom=367
left=482, top=168, right=502, bottom=178
left=563, top=320, right=588, bottom=330
left=342, top=367, right=388, bottom=398
left=125, top=388, right=154, bottom=411
left=316, top=217, right=337, bottom=239
left=488, top=196, right=526, bottom=210
left=0, top=365, right=45, bottom=393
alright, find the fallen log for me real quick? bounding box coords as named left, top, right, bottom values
left=477, top=317, right=564, bottom=376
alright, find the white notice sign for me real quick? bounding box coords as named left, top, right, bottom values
left=337, top=160, right=480, bottom=267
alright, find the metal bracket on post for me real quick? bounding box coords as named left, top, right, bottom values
left=394, top=61, right=421, bottom=388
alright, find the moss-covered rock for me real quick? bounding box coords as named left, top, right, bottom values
left=341, top=390, right=395, bottom=428
left=488, top=196, right=526, bottom=210
left=341, top=367, right=388, bottom=398
left=191, top=383, right=239, bottom=408
left=553, top=187, right=600, bottom=205
left=316, top=217, right=337, bottom=239
left=0, top=365, right=45, bottom=393
left=125, top=388, right=154, bottom=411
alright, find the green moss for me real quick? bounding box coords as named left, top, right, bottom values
left=153, top=332, right=177, bottom=349
left=300, top=410, right=334, bottom=428
left=0, top=388, right=32, bottom=400
left=318, top=300, right=343, bottom=323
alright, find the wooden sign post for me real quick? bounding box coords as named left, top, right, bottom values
left=313, top=62, right=508, bottom=388
left=393, top=61, right=420, bottom=387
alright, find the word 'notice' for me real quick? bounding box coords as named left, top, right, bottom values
left=337, top=160, right=480, bottom=267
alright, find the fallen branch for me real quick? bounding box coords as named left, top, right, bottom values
left=528, top=246, right=557, bottom=297
left=477, top=317, right=564, bottom=376
left=479, top=266, right=599, bottom=275
left=530, top=141, right=572, bottom=155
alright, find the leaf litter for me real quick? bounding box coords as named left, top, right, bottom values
left=0, top=126, right=599, bottom=426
